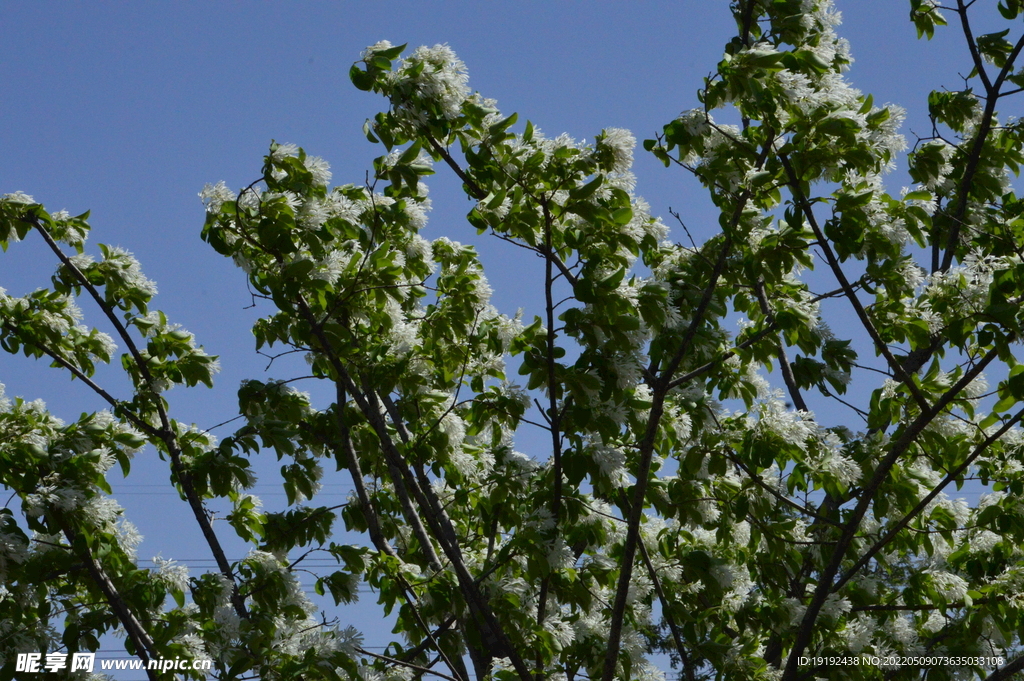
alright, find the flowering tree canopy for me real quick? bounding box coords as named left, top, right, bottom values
left=4, top=1, right=1024, bottom=679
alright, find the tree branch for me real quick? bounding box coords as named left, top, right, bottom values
left=778, top=153, right=932, bottom=413
left=29, top=216, right=248, bottom=620
left=59, top=522, right=161, bottom=681
left=754, top=279, right=808, bottom=411
left=781, top=344, right=1002, bottom=679
left=834, top=401, right=1024, bottom=592
left=984, top=652, right=1024, bottom=681
left=940, top=3, right=1024, bottom=272
left=956, top=0, right=993, bottom=93
left=333, top=385, right=467, bottom=681
left=294, top=293, right=530, bottom=680
left=357, top=647, right=458, bottom=681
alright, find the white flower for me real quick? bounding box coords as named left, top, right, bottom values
left=547, top=537, right=575, bottom=570
left=612, top=353, right=644, bottom=390
left=440, top=410, right=466, bottom=449
left=2, top=191, right=35, bottom=204
left=406, top=233, right=432, bottom=262
left=199, top=181, right=236, bottom=213
left=299, top=197, right=331, bottom=230
left=698, top=499, right=721, bottom=523
left=389, top=317, right=420, bottom=356
left=303, top=155, right=332, bottom=186
left=362, top=40, right=393, bottom=59
left=86, top=323, right=116, bottom=354
left=887, top=614, right=918, bottom=646
left=965, top=373, right=988, bottom=399
left=970, top=530, right=1000, bottom=554
left=844, top=613, right=875, bottom=652
left=821, top=594, right=852, bottom=620
left=174, top=632, right=211, bottom=665
left=104, top=247, right=158, bottom=297
left=927, top=570, right=968, bottom=600
left=117, top=518, right=142, bottom=559
left=270, top=143, right=299, bottom=161
left=592, top=443, right=631, bottom=488
left=153, top=555, right=190, bottom=592
left=922, top=610, right=946, bottom=633
left=403, top=196, right=431, bottom=230
left=392, top=43, right=470, bottom=123
left=733, top=521, right=751, bottom=546
left=335, top=625, right=364, bottom=655
left=494, top=310, right=524, bottom=350
left=600, top=127, right=636, bottom=173
left=90, top=446, right=117, bottom=474
left=816, top=444, right=860, bottom=488
left=213, top=604, right=241, bottom=640
left=326, top=190, right=366, bottom=223
left=757, top=392, right=817, bottom=449
left=314, top=248, right=355, bottom=285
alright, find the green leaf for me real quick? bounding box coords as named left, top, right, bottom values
left=349, top=64, right=373, bottom=91
left=611, top=206, right=633, bottom=225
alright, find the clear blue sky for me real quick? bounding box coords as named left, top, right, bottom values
left=0, top=1, right=991, bottom=676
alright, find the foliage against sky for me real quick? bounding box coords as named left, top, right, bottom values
left=4, top=1, right=1024, bottom=680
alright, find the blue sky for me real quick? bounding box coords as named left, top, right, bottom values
left=0, top=1, right=996, bottom=676
left=3, top=0, right=975, bottom=440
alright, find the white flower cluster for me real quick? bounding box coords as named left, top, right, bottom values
left=599, top=127, right=635, bottom=174
left=926, top=569, right=969, bottom=601
left=382, top=42, right=469, bottom=125
left=591, top=442, right=631, bottom=489
left=755, top=391, right=818, bottom=449
left=153, top=555, right=190, bottom=593
left=916, top=139, right=957, bottom=192
left=1, top=191, right=36, bottom=204
left=106, top=248, right=157, bottom=297
left=199, top=181, right=236, bottom=214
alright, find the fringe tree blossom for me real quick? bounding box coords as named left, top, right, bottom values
left=4, top=1, right=1024, bottom=680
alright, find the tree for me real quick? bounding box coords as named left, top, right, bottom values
left=3, top=0, right=1024, bottom=679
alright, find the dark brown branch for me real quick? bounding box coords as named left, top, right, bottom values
left=940, top=4, right=1024, bottom=272
left=754, top=279, right=808, bottom=411
left=637, top=524, right=696, bottom=681
left=956, top=0, right=993, bottom=93
left=294, top=295, right=529, bottom=680
left=603, top=117, right=780, bottom=676
left=834, top=401, right=1024, bottom=592
left=29, top=217, right=248, bottom=620
left=336, top=387, right=467, bottom=681
left=778, top=154, right=932, bottom=413
left=781, top=345, right=1002, bottom=679
left=59, top=522, right=160, bottom=681
left=983, top=652, right=1024, bottom=681
left=329, top=388, right=467, bottom=681
left=535, top=197, right=564, bottom=676
left=357, top=647, right=458, bottom=681
left=603, top=223, right=737, bottom=681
